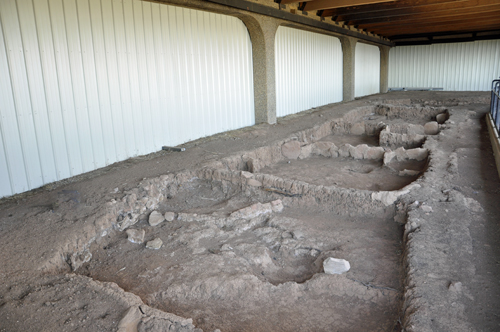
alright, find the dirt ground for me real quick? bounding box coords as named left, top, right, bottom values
left=0, top=91, right=499, bottom=332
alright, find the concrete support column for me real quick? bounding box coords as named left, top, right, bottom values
left=379, top=45, right=390, bottom=93
left=239, top=16, right=280, bottom=124
left=340, top=36, right=357, bottom=102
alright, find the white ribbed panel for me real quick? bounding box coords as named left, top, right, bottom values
left=389, top=40, right=500, bottom=91
left=275, top=26, right=342, bottom=117
left=355, top=42, right=380, bottom=97
left=0, top=0, right=254, bottom=198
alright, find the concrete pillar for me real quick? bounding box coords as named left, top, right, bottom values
left=341, top=36, right=357, bottom=102
left=239, top=15, right=280, bottom=124
left=379, top=45, right=390, bottom=93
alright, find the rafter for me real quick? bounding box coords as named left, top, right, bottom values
left=303, top=0, right=396, bottom=11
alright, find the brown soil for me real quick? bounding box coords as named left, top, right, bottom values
left=1, top=91, right=499, bottom=332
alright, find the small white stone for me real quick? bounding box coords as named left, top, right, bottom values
left=149, top=211, right=165, bottom=226
left=323, top=257, right=350, bottom=275
left=164, top=212, right=175, bottom=222
left=146, top=238, right=163, bottom=250
left=126, top=229, right=145, bottom=244
left=421, top=205, right=433, bottom=213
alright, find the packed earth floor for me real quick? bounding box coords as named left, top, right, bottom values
left=1, top=91, right=499, bottom=332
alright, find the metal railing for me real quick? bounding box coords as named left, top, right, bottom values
left=491, top=78, right=500, bottom=133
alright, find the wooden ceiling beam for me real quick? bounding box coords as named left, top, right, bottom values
left=279, top=0, right=312, bottom=4
left=302, top=0, right=396, bottom=11
left=321, top=0, right=466, bottom=17
left=353, top=5, right=500, bottom=27
left=374, top=20, right=500, bottom=37
left=333, top=0, right=499, bottom=22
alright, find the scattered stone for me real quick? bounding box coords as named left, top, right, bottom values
left=292, top=230, right=305, bottom=240
left=281, top=141, right=301, bottom=159
left=148, top=211, right=165, bottom=226
left=271, top=199, right=284, bottom=213
left=421, top=205, right=433, bottom=213
left=247, top=178, right=263, bottom=187
left=241, top=171, right=253, bottom=179
left=164, top=212, right=175, bottom=222
left=399, top=169, right=420, bottom=176
left=126, top=229, right=145, bottom=244
left=350, top=122, right=365, bottom=135
left=146, top=238, right=163, bottom=250
left=436, top=113, right=448, bottom=124
left=69, top=249, right=92, bottom=271
left=424, top=121, right=439, bottom=135
left=463, top=197, right=484, bottom=212
left=323, top=257, right=350, bottom=275
left=448, top=281, right=463, bottom=293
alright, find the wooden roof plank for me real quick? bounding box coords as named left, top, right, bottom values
left=321, top=0, right=467, bottom=17
left=373, top=20, right=500, bottom=36
left=303, top=0, right=396, bottom=11
left=356, top=7, right=500, bottom=27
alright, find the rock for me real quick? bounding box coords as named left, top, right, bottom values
left=298, top=144, right=313, bottom=159
left=424, top=121, right=439, bottom=135
left=395, top=147, right=409, bottom=161
left=292, top=230, right=305, bottom=240
left=126, top=229, right=145, bottom=244
left=436, top=113, right=448, bottom=124
left=463, top=197, right=484, bottom=212
left=117, top=306, right=143, bottom=332
left=271, top=199, right=284, bottom=213
left=148, top=211, right=165, bottom=226
left=281, top=141, right=301, bottom=159
left=312, top=141, right=336, bottom=157
left=241, top=171, right=253, bottom=179
left=323, top=257, right=350, bottom=275
left=247, top=178, right=262, bottom=187
left=349, top=144, right=369, bottom=159
left=146, top=238, right=163, bottom=250
left=406, top=148, right=428, bottom=161
left=365, top=146, right=385, bottom=160
left=164, top=212, right=175, bottom=222
left=383, top=150, right=396, bottom=165
left=399, top=169, right=420, bottom=176
left=421, top=205, right=433, bottom=212
left=350, top=122, right=365, bottom=135
left=338, top=144, right=352, bottom=158
left=230, top=202, right=273, bottom=219
left=448, top=281, right=462, bottom=293
left=407, top=124, right=425, bottom=135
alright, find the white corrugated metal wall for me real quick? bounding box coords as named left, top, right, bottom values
left=0, top=0, right=254, bottom=198
left=389, top=40, right=500, bottom=91
left=355, top=42, right=380, bottom=97
left=275, top=26, right=343, bottom=117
